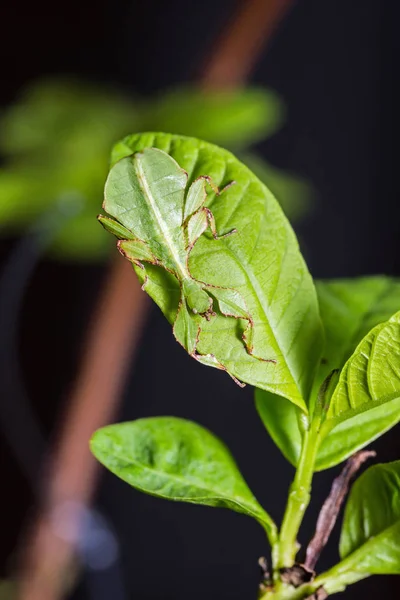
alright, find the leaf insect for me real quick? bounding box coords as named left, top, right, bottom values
left=98, top=147, right=276, bottom=385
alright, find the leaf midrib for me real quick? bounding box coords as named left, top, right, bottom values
left=326, top=390, right=400, bottom=428
left=134, top=155, right=188, bottom=280
left=210, top=236, right=305, bottom=407
left=341, top=518, right=400, bottom=569
left=99, top=445, right=265, bottom=520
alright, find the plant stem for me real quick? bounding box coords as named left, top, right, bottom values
left=276, top=418, right=321, bottom=570
left=260, top=543, right=371, bottom=599
left=259, top=581, right=317, bottom=600
left=304, top=450, right=376, bottom=571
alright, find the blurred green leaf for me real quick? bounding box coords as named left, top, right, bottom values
left=0, top=581, right=16, bottom=600
left=142, top=87, right=284, bottom=148
left=0, top=79, right=140, bottom=261
left=0, top=79, right=138, bottom=156
left=0, top=79, right=308, bottom=262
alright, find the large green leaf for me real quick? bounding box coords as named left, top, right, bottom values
left=90, top=417, right=276, bottom=539
left=254, top=277, right=400, bottom=470
left=339, top=461, right=400, bottom=574
left=239, top=152, right=312, bottom=222
left=254, top=390, right=301, bottom=467
left=107, top=132, right=323, bottom=408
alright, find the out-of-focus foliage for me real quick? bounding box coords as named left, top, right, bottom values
left=0, top=580, right=16, bottom=600
left=0, top=80, right=139, bottom=260
left=0, top=78, right=311, bottom=262
left=139, top=87, right=283, bottom=148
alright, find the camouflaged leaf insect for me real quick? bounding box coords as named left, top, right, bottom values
left=98, top=147, right=275, bottom=384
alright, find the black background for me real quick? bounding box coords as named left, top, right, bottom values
left=1, top=0, right=400, bottom=598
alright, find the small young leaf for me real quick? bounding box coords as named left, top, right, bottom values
left=317, top=396, right=400, bottom=470
left=90, top=417, right=276, bottom=540
left=339, top=461, right=400, bottom=574
left=107, top=132, right=323, bottom=409
left=325, top=310, right=400, bottom=424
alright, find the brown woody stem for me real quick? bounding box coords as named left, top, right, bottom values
left=304, top=450, right=376, bottom=571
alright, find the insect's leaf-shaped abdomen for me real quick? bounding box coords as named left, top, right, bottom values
left=104, top=148, right=188, bottom=276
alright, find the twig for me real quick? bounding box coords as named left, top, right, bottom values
left=201, top=0, right=296, bottom=89
left=18, top=257, right=147, bottom=600
left=304, top=450, right=376, bottom=571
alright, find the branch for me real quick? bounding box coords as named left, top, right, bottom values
left=18, top=257, right=148, bottom=600
left=304, top=450, right=376, bottom=571
left=200, top=0, right=295, bottom=89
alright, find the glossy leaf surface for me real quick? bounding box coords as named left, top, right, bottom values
left=104, top=132, right=323, bottom=407
left=255, top=390, right=301, bottom=467
left=314, top=277, right=400, bottom=396
left=255, top=277, right=400, bottom=470
left=90, top=417, right=275, bottom=536
left=326, top=310, right=400, bottom=423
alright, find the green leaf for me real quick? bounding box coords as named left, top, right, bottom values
left=314, top=277, right=400, bottom=396
left=255, top=388, right=400, bottom=472
left=317, top=396, right=400, bottom=470
left=106, top=132, right=323, bottom=408
left=90, top=417, right=277, bottom=540
left=142, top=87, right=284, bottom=148
left=0, top=580, right=16, bottom=600
left=254, top=389, right=302, bottom=467
left=0, top=78, right=140, bottom=261
left=255, top=278, right=400, bottom=470
left=339, top=461, right=400, bottom=574
left=315, top=278, right=400, bottom=470
left=315, top=310, right=400, bottom=470
left=325, top=310, right=400, bottom=422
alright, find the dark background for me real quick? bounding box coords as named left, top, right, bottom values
left=1, top=0, right=400, bottom=598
